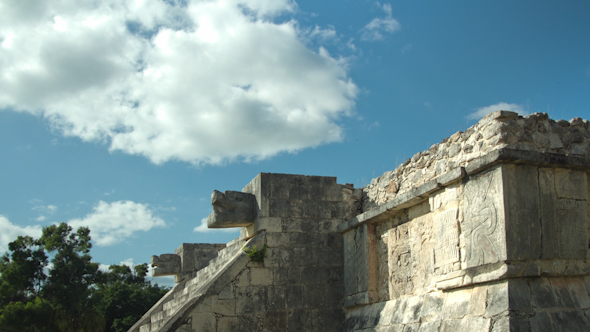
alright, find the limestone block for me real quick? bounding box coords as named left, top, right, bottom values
left=442, top=288, right=472, bottom=320
left=387, top=214, right=435, bottom=299
left=191, top=313, right=216, bottom=332
left=419, top=321, right=442, bottom=332
left=150, top=254, right=180, bottom=277
left=375, top=299, right=397, bottom=327
left=462, top=167, right=506, bottom=269
left=218, top=283, right=233, bottom=300
left=549, top=278, right=575, bottom=308
left=421, top=292, right=444, bottom=322
left=286, top=285, right=304, bottom=309
left=484, top=282, right=508, bottom=317
left=235, top=286, right=267, bottom=315
left=237, top=315, right=260, bottom=332
left=555, top=169, right=588, bottom=200
left=264, top=311, right=288, bottom=329
left=401, top=295, right=424, bottom=324
left=367, top=302, right=386, bottom=327
left=217, top=317, right=239, bottom=331
left=389, top=297, right=408, bottom=325
left=211, top=298, right=236, bottom=316
left=312, top=308, right=344, bottom=332
left=432, top=206, right=460, bottom=275
left=529, top=311, right=555, bottom=332
left=235, top=268, right=250, bottom=287
left=288, top=309, right=312, bottom=331
left=529, top=278, right=558, bottom=309
left=540, top=168, right=588, bottom=259
left=466, top=285, right=487, bottom=316
left=550, top=310, right=590, bottom=332
left=508, top=278, right=532, bottom=313
left=267, top=286, right=287, bottom=311
left=207, top=190, right=257, bottom=228
left=273, top=268, right=288, bottom=286
left=502, top=164, right=542, bottom=260
left=344, top=224, right=378, bottom=305
left=566, top=277, right=590, bottom=309
left=250, top=268, right=273, bottom=286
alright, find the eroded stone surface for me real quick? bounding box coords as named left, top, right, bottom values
left=207, top=190, right=257, bottom=228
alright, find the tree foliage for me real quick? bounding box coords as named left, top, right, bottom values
left=0, top=223, right=168, bottom=332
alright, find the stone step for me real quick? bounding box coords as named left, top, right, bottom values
left=136, top=237, right=247, bottom=332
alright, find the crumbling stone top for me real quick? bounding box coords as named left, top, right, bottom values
left=363, top=111, right=590, bottom=210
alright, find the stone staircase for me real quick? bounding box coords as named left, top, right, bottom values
left=130, top=237, right=248, bottom=332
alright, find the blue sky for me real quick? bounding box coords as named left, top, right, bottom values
left=1, top=0, right=589, bottom=285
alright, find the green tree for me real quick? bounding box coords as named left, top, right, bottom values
left=94, top=263, right=168, bottom=332
left=0, top=223, right=168, bottom=332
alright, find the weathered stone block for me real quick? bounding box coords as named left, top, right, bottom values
left=267, top=286, right=287, bottom=311
left=550, top=310, right=590, bottom=332
left=191, top=313, right=216, bottom=332
left=467, top=285, right=487, bottom=316
left=264, top=311, right=288, bottom=329
left=463, top=167, right=507, bottom=268
left=217, top=317, right=239, bottom=331
left=530, top=311, right=555, bottom=332
left=207, top=190, right=257, bottom=228
left=288, top=309, right=312, bottom=331
left=421, top=292, right=444, bottom=322
left=150, top=254, right=180, bottom=277
left=485, top=282, right=508, bottom=317
left=238, top=315, right=260, bottom=332
left=503, top=164, right=542, bottom=260
left=567, top=277, right=590, bottom=309
left=508, top=278, right=532, bottom=314
left=555, top=169, right=588, bottom=200
left=251, top=268, right=273, bottom=286
left=401, top=295, right=424, bottom=324
left=218, top=283, right=233, bottom=300
left=312, top=308, right=344, bottom=332
left=286, top=285, right=305, bottom=309
left=236, top=286, right=267, bottom=314
left=442, top=288, right=471, bottom=319
left=376, top=300, right=397, bottom=327
left=211, top=298, right=235, bottom=316
left=539, top=168, right=589, bottom=259
left=529, top=278, right=558, bottom=309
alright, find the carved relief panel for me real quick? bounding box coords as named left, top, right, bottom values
left=462, top=167, right=506, bottom=269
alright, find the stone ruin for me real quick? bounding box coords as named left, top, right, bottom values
left=129, top=111, right=590, bottom=332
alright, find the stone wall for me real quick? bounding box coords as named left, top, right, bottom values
left=187, top=173, right=347, bottom=331
left=363, top=111, right=590, bottom=210
left=341, top=111, right=590, bottom=331
left=344, top=276, right=590, bottom=332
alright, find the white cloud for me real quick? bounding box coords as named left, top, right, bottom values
left=467, top=102, right=529, bottom=120
left=193, top=218, right=241, bottom=234
left=361, top=2, right=401, bottom=41
left=0, top=215, right=43, bottom=255
left=68, top=200, right=166, bottom=246
left=0, top=0, right=357, bottom=166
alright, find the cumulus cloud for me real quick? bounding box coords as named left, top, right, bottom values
left=467, top=102, right=529, bottom=120
left=193, top=217, right=241, bottom=234
left=361, top=3, right=401, bottom=41
left=68, top=201, right=166, bottom=246
left=0, top=0, right=357, bottom=165
left=0, top=215, right=43, bottom=255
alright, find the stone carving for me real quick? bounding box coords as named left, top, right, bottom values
left=464, top=171, right=501, bottom=268
left=433, top=208, right=460, bottom=274
left=387, top=214, right=435, bottom=299
left=151, top=254, right=181, bottom=277
left=207, top=190, right=257, bottom=228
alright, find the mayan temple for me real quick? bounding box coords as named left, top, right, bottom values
left=129, top=111, right=590, bottom=332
